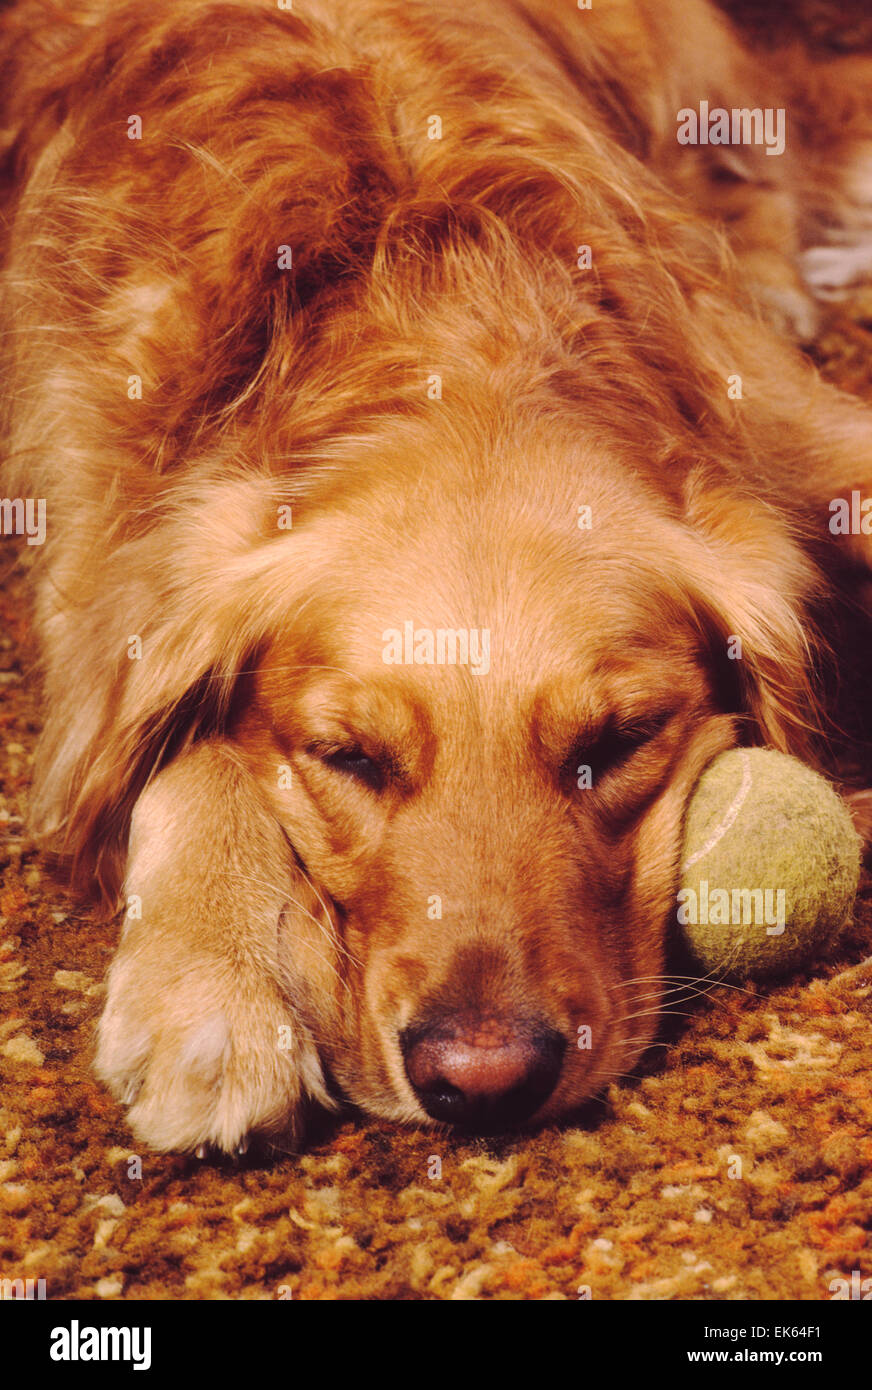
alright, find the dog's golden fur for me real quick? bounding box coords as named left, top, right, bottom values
left=2, top=0, right=872, bottom=1150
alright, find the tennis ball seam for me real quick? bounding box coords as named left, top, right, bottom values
left=681, top=748, right=752, bottom=873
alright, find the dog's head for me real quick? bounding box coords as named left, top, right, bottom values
left=223, top=405, right=821, bottom=1132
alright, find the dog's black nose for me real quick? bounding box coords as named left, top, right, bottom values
left=400, top=1013, right=565, bottom=1131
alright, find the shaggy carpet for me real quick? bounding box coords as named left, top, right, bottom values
left=1, top=0, right=871, bottom=1302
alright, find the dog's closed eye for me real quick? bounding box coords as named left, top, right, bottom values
left=562, top=709, right=676, bottom=790
left=307, top=742, right=390, bottom=792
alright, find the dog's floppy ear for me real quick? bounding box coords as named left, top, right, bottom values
left=31, top=482, right=319, bottom=906
left=679, top=477, right=827, bottom=764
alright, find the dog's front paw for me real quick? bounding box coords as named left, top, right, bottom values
left=95, top=944, right=327, bottom=1154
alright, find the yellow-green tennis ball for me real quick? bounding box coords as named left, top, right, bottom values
left=678, top=748, right=861, bottom=981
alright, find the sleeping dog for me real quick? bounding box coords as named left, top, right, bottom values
left=2, top=0, right=871, bottom=1151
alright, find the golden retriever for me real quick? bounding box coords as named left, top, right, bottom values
left=2, top=0, right=872, bottom=1153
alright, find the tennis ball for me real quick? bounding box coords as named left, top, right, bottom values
left=677, top=748, right=861, bottom=981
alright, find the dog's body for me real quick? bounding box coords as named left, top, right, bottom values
left=2, top=0, right=872, bottom=1152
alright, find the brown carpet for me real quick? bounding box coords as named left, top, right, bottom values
left=2, top=1, right=872, bottom=1302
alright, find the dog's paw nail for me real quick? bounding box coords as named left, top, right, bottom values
left=236, top=1137, right=249, bottom=1156
left=195, top=1144, right=208, bottom=1159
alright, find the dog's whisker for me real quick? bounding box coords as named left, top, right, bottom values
left=615, top=1007, right=699, bottom=1024
left=615, top=983, right=713, bottom=1006
left=611, top=973, right=728, bottom=988
left=617, top=979, right=737, bottom=1010
left=610, top=973, right=755, bottom=998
